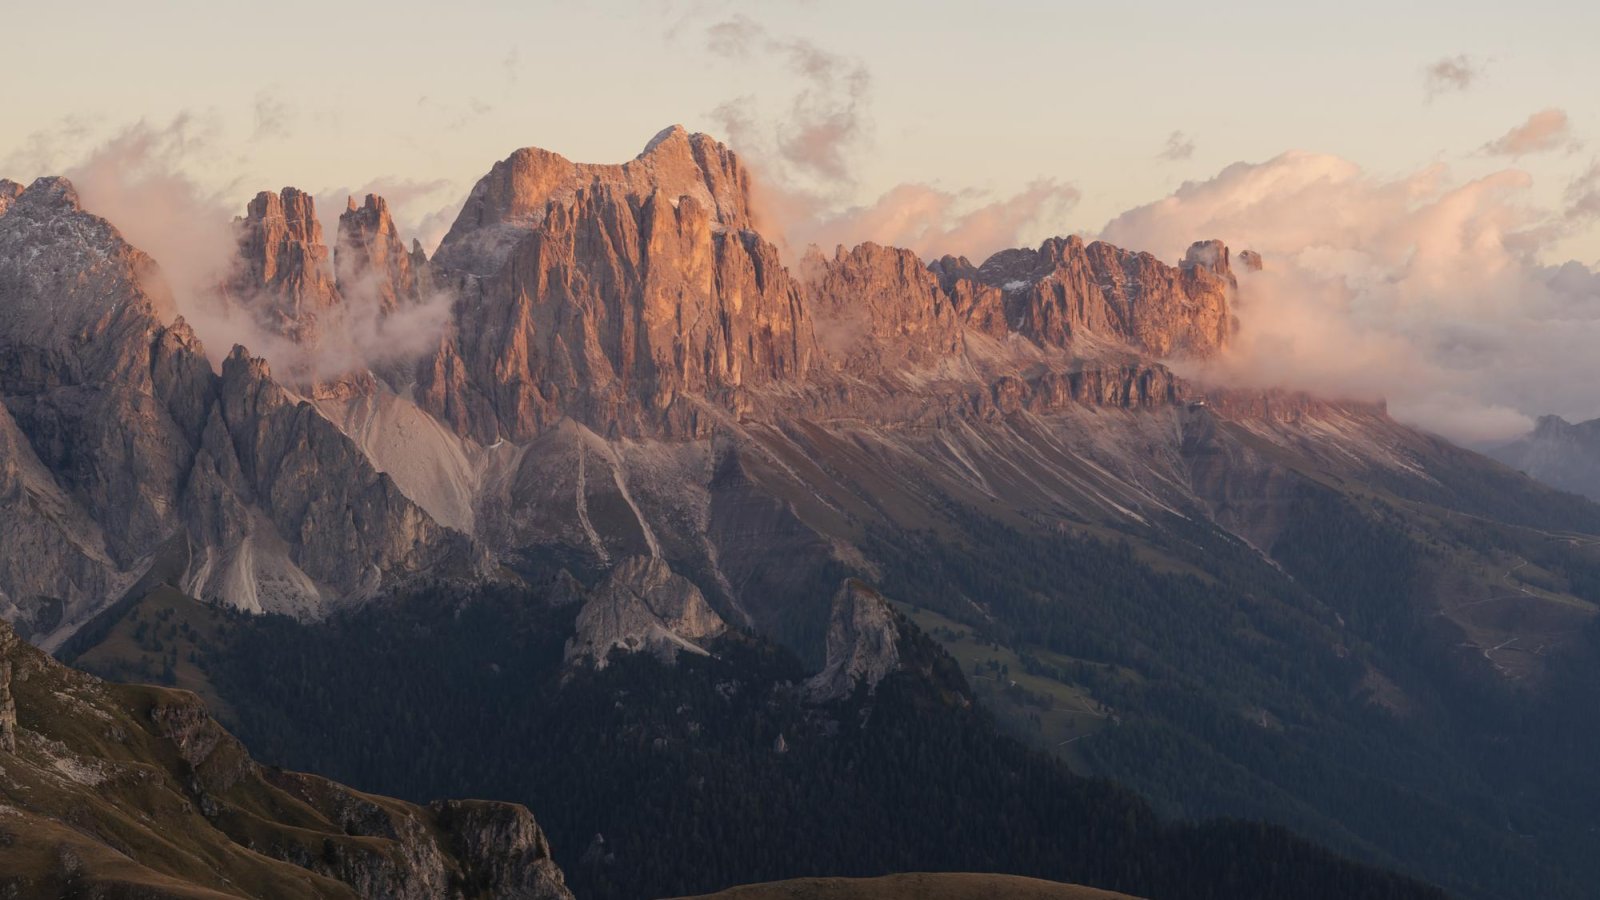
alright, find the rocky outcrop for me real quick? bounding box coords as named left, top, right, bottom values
left=435, top=124, right=755, bottom=276
left=0, top=179, right=21, bottom=217
left=0, top=176, right=476, bottom=633
left=228, top=187, right=342, bottom=346
left=1490, top=415, right=1600, bottom=501
left=805, top=581, right=901, bottom=700
left=961, top=235, right=1234, bottom=358
left=0, top=659, right=15, bottom=753
left=336, top=193, right=430, bottom=316
left=565, top=556, right=727, bottom=669
left=427, top=799, right=572, bottom=899
left=0, top=616, right=573, bottom=899
left=421, top=163, right=813, bottom=441
left=805, top=242, right=962, bottom=375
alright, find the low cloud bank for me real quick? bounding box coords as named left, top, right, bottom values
left=57, top=118, right=455, bottom=385
left=1101, top=150, right=1600, bottom=443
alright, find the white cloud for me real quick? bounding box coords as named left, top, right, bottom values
left=1101, top=150, right=1600, bottom=443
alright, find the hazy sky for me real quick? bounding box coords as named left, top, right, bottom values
left=6, top=0, right=1597, bottom=258
left=6, top=0, right=1600, bottom=441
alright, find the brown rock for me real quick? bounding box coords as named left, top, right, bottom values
left=805, top=242, right=963, bottom=374
left=228, top=187, right=341, bottom=346
left=964, top=234, right=1233, bottom=358
left=337, top=193, right=429, bottom=316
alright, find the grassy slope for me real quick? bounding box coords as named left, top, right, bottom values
left=0, top=617, right=563, bottom=899
left=674, top=872, right=1137, bottom=899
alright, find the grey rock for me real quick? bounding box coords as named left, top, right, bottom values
left=565, top=556, right=727, bottom=669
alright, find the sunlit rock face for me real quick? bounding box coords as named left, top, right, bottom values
left=420, top=128, right=813, bottom=443
left=564, top=556, right=728, bottom=669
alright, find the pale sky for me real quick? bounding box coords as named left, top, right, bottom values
left=5, top=0, right=1598, bottom=262
left=8, top=0, right=1600, bottom=441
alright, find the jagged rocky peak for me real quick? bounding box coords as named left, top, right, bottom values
left=1489, top=413, right=1600, bottom=502
left=0, top=175, right=173, bottom=382
left=417, top=147, right=813, bottom=442
left=964, top=233, right=1234, bottom=358
left=228, top=186, right=341, bottom=344
left=1182, top=238, right=1234, bottom=279
left=0, top=178, right=22, bottom=216
left=804, top=241, right=963, bottom=373
left=434, top=124, right=756, bottom=276
left=806, top=580, right=902, bottom=701
left=565, top=556, right=728, bottom=670
left=1238, top=248, right=1265, bottom=272
left=336, top=192, right=427, bottom=314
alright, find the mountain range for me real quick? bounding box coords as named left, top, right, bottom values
left=5, top=127, right=1600, bottom=897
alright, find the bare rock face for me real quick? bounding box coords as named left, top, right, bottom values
left=228, top=187, right=342, bottom=345
left=427, top=799, right=573, bottom=899
left=964, top=235, right=1233, bottom=358
left=0, top=177, right=477, bottom=633
left=930, top=254, right=1010, bottom=338
left=806, top=581, right=901, bottom=701
left=422, top=164, right=813, bottom=442
left=1238, top=249, right=1265, bottom=272
left=0, top=658, right=15, bottom=753
left=208, top=345, right=485, bottom=605
left=435, top=124, right=755, bottom=277
left=805, top=242, right=963, bottom=375
left=0, top=179, right=22, bottom=217
left=337, top=193, right=429, bottom=316
left=565, top=556, right=727, bottom=669
left=1490, top=415, right=1600, bottom=502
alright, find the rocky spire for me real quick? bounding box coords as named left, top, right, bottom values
left=564, top=556, right=728, bottom=669
left=806, top=580, right=902, bottom=701
left=0, top=179, right=22, bottom=217
left=963, top=234, right=1234, bottom=358
left=804, top=242, right=963, bottom=375
left=336, top=193, right=427, bottom=315
left=228, top=187, right=341, bottom=344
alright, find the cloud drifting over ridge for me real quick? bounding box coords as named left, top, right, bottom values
left=1101, top=151, right=1600, bottom=443
left=57, top=117, right=455, bottom=384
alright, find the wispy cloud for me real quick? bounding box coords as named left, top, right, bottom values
left=1158, top=131, right=1195, bottom=162
left=1101, top=150, right=1600, bottom=443
left=252, top=91, right=293, bottom=141
left=1482, top=108, right=1578, bottom=157
left=1424, top=54, right=1485, bottom=101
left=704, top=14, right=869, bottom=184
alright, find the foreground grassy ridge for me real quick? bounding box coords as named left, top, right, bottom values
left=0, top=617, right=570, bottom=899
left=675, top=872, right=1137, bottom=899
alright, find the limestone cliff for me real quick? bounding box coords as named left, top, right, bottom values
left=434, top=124, right=755, bottom=277
left=0, top=177, right=478, bottom=636
left=421, top=143, right=813, bottom=441
left=228, top=187, right=342, bottom=346
left=804, top=242, right=963, bottom=376
left=336, top=193, right=430, bottom=317
left=1490, top=414, right=1600, bottom=501
left=960, top=235, right=1234, bottom=358
left=805, top=581, right=902, bottom=701
left=565, top=556, right=727, bottom=669
left=0, top=179, right=22, bottom=217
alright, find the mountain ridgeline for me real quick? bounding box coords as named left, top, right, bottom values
left=5, top=128, right=1600, bottom=897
